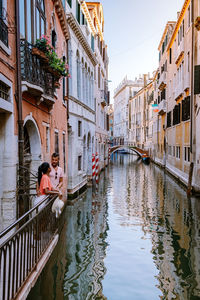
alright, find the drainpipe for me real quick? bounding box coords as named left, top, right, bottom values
left=15, top=0, right=24, bottom=216
left=187, top=0, right=194, bottom=196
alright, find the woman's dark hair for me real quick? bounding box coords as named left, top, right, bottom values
left=38, top=162, right=50, bottom=186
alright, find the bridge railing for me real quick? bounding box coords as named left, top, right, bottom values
left=0, top=195, right=58, bottom=300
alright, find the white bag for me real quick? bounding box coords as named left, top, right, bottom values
left=51, top=196, right=64, bottom=218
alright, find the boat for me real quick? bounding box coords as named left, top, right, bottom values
left=141, top=154, right=150, bottom=164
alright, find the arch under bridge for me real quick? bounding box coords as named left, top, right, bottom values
left=110, top=145, right=149, bottom=159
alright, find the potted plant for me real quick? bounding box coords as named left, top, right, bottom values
left=32, top=35, right=53, bottom=62
left=32, top=35, right=71, bottom=83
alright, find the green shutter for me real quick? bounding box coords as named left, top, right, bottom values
left=67, top=0, right=72, bottom=7
left=194, top=65, right=200, bottom=95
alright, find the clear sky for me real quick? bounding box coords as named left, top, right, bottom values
left=100, top=0, right=183, bottom=102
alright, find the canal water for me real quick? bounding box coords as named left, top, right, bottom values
left=28, top=154, right=200, bottom=300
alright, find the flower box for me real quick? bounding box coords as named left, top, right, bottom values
left=32, top=47, right=49, bottom=62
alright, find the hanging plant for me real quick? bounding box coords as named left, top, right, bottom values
left=33, top=35, right=70, bottom=79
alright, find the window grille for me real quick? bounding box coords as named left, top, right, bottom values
left=0, top=81, right=10, bottom=101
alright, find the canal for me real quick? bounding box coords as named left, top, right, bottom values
left=27, top=154, right=200, bottom=299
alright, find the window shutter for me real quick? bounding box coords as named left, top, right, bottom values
left=194, top=65, right=200, bottom=94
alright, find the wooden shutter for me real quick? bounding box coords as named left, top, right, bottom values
left=194, top=65, right=200, bottom=94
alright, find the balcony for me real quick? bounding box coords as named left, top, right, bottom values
left=20, top=40, right=56, bottom=106
left=158, top=99, right=166, bottom=115
left=175, top=40, right=184, bottom=65
left=0, top=17, right=8, bottom=47
left=158, top=71, right=166, bottom=90
left=100, top=89, right=109, bottom=106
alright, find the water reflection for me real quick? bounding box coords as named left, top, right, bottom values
left=109, top=154, right=200, bottom=299
left=28, top=154, right=200, bottom=299
left=63, top=186, right=109, bottom=299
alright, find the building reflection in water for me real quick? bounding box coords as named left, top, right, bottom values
left=63, top=182, right=109, bottom=299
left=111, top=154, right=200, bottom=299
left=28, top=153, right=200, bottom=299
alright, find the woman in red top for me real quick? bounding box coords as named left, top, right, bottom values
left=34, top=162, right=60, bottom=208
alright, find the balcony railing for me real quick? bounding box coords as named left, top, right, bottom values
left=158, top=99, right=166, bottom=115
left=0, top=17, right=8, bottom=47
left=20, top=40, right=55, bottom=98
left=100, top=89, right=109, bottom=106
left=0, top=195, right=58, bottom=300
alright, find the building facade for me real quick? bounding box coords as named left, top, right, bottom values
left=113, top=76, right=144, bottom=146
left=66, top=0, right=97, bottom=196
left=84, top=1, right=110, bottom=172
left=0, top=0, right=70, bottom=228
left=0, top=0, right=17, bottom=230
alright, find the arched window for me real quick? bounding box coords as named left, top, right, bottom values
left=68, top=40, right=72, bottom=96
left=91, top=72, right=94, bottom=109
left=88, top=68, right=91, bottom=107
left=81, top=58, right=85, bottom=103
left=85, top=63, right=88, bottom=105
left=76, top=51, right=81, bottom=99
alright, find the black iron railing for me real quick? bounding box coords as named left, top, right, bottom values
left=0, top=195, right=58, bottom=300
left=20, top=39, right=55, bottom=97
left=0, top=17, right=8, bottom=47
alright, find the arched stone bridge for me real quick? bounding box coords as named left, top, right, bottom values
left=110, top=145, right=149, bottom=158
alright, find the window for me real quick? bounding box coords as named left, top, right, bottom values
left=76, top=51, right=81, bottom=99
left=46, top=126, right=50, bottom=153
left=0, top=81, right=10, bottom=101
left=78, top=120, right=82, bottom=137
left=188, top=6, right=190, bottom=28
left=52, top=29, right=57, bottom=48
left=194, top=65, right=200, bottom=94
left=168, top=145, right=172, bottom=156
left=161, top=89, right=166, bottom=100
left=184, top=147, right=190, bottom=162
left=169, top=48, right=172, bottom=64
left=182, top=96, right=190, bottom=121
left=173, top=103, right=181, bottom=125
left=55, top=131, right=59, bottom=154
left=173, top=146, right=175, bottom=157
left=91, top=35, right=94, bottom=52
left=63, top=133, right=66, bottom=173
left=82, top=12, right=85, bottom=25
left=63, top=56, right=66, bottom=103
left=67, top=0, right=72, bottom=7
left=98, top=66, right=101, bottom=89
left=176, top=146, right=180, bottom=159
left=187, top=52, right=190, bottom=72
left=167, top=111, right=171, bottom=128
left=20, top=0, right=37, bottom=43
left=78, top=155, right=82, bottom=171
left=36, top=0, right=46, bottom=40
left=68, top=40, right=72, bottom=96
left=0, top=1, right=8, bottom=46
left=76, top=0, right=80, bottom=24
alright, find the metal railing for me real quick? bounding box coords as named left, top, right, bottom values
left=20, top=39, right=55, bottom=97
left=0, top=195, right=58, bottom=300
left=0, top=17, right=8, bottom=47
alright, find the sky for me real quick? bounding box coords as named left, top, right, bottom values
left=100, top=0, right=183, bottom=102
